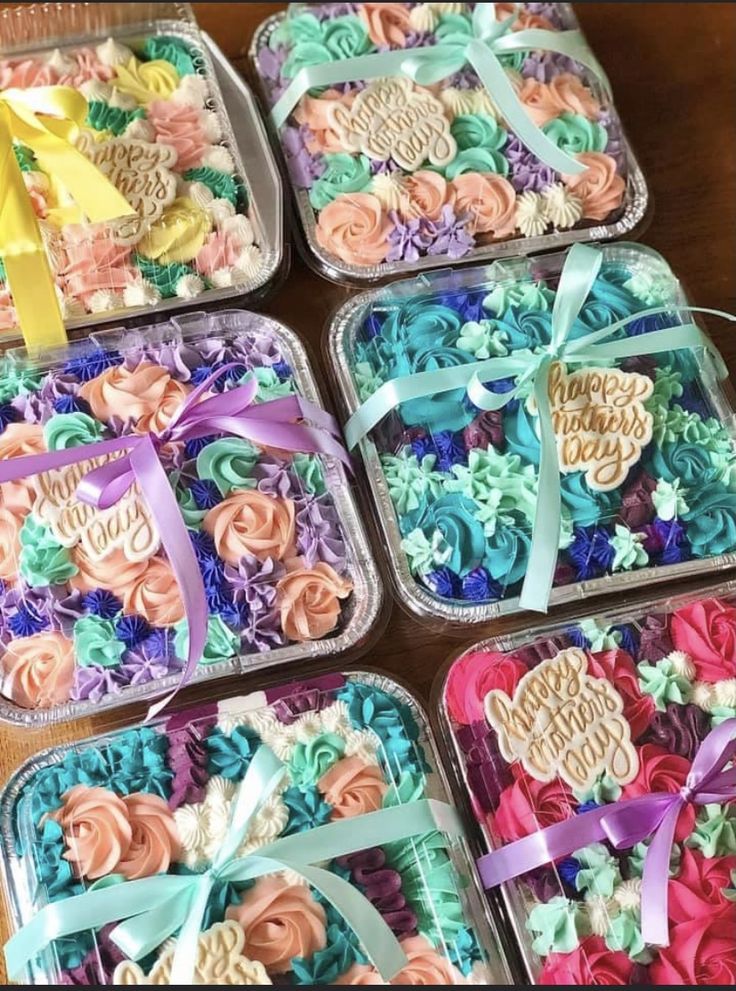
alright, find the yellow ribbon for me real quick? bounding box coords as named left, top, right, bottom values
left=0, top=86, right=133, bottom=350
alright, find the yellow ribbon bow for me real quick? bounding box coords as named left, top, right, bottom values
left=0, top=86, right=133, bottom=350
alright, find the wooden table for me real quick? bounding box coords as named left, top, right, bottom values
left=0, top=1, right=734, bottom=980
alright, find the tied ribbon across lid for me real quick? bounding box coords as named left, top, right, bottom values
left=477, top=716, right=736, bottom=947
left=0, top=362, right=351, bottom=718
left=0, top=86, right=134, bottom=349
left=272, top=2, right=611, bottom=175
left=4, top=743, right=465, bottom=984
left=345, top=242, right=735, bottom=613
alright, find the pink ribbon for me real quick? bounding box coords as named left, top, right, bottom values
left=477, top=717, right=736, bottom=946
left=0, top=364, right=351, bottom=717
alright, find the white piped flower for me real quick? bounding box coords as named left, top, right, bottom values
left=79, top=79, right=112, bottom=103
left=319, top=701, right=352, bottom=737
left=202, top=145, right=235, bottom=174
left=515, top=191, right=548, bottom=238
left=96, top=37, right=134, bottom=67
left=108, top=88, right=138, bottom=111
left=294, top=711, right=324, bottom=742
left=471, top=88, right=500, bottom=117
left=715, top=679, right=736, bottom=708
left=239, top=710, right=298, bottom=760
left=234, top=245, right=262, bottom=280
left=666, top=650, right=696, bottom=681
left=586, top=894, right=618, bottom=937
left=207, top=197, right=236, bottom=228
left=221, top=214, right=255, bottom=246
left=172, top=74, right=210, bottom=108
left=175, top=274, right=206, bottom=300
left=409, top=4, right=439, bottom=33
left=123, top=280, right=161, bottom=309
left=185, top=181, right=215, bottom=210
left=440, top=87, right=483, bottom=118
left=230, top=266, right=256, bottom=287
left=174, top=801, right=210, bottom=867
left=691, top=681, right=717, bottom=711
left=87, top=289, right=122, bottom=314
left=542, top=183, right=584, bottom=229
left=344, top=729, right=381, bottom=765
left=124, top=118, right=155, bottom=142
left=47, top=48, right=77, bottom=76
left=209, top=267, right=235, bottom=289
left=613, top=879, right=642, bottom=910
left=201, top=110, right=223, bottom=143
left=371, top=173, right=408, bottom=213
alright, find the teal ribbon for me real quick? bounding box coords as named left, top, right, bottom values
left=272, top=3, right=611, bottom=175
left=345, top=242, right=735, bottom=613
left=5, top=745, right=463, bottom=984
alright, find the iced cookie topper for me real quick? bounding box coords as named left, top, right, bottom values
left=345, top=242, right=733, bottom=612
left=485, top=647, right=639, bottom=790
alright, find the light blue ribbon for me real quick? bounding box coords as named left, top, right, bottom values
left=345, top=242, right=735, bottom=613
left=272, top=3, right=611, bottom=175
left=5, top=745, right=463, bottom=984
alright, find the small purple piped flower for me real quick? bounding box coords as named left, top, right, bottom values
left=424, top=205, right=475, bottom=260
left=386, top=212, right=431, bottom=264
left=506, top=135, right=557, bottom=193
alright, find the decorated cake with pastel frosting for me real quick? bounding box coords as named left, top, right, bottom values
left=255, top=2, right=644, bottom=278
left=0, top=28, right=269, bottom=334
left=0, top=312, right=379, bottom=722
left=1, top=673, right=509, bottom=985
left=439, top=589, right=736, bottom=984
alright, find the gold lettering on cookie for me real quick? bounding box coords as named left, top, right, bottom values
left=328, top=77, right=456, bottom=171
left=545, top=362, right=653, bottom=491
left=34, top=454, right=159, bottom=563
left=484, top=648, right=639, bottom=790
left=78, top=133, right=177, bottom=237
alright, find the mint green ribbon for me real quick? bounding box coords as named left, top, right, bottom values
left=272, top=3, right=611, bottom=175
left=5, top=745, right=463, bottom=984
left=345, top=242, right=735, bottom=613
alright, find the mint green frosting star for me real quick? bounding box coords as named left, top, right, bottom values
left=447, top=448, right=537, bottom=523
left=289, top=732, right=345, bottom=787
left=559, top=510, right=574, bottom=551
left=686, top=803, right=736, bottom=857
left=611, top=525, right=649, bottom=571
left=0, top=363, right=43, bottom=403
left=711, top=704, right=736, bottom=727
left=652, top=478, right=689, bottom=521
left=251, top=366, right=294, bottom=403
left=644, top=367, right=683, bottom=416
left=355, top=361, right=385, bottom=402
left=579, top=619, right=622, bottom=652
left=573, top=843, right=621, bottom=899
left=653, top=405, right=732, bottom=450
left=637, top=657, right=691, bottom=711
left=43, top=412, right=103, bottom=451
left=73, top=615, right=125, bottom=669
left=381, top=448, right=444, bottom=516
left=573, top=774, right=622, bottom=806
left=197, top=437, right=260, bottom=496
left=310, top=153, right=372, bottom=210
left=473, top=490, right=514, bottom=538
left=456, top=319, right=509, bottom=359
left=542, top=112, right=607, bottom=155
left=401, top=527, right=451, bottom=576
left=605, top=907, right=651, bottom=963
left=526, top=896, right=582, bottom=956
left=291, top=453, right=326, bottom=496
left=174, top=615, right=239, bottom=666
left=628, top=839, right=681, bottom=879
left=623, top=270, right=676, bottom=307
left=18, top=517, right=78, bottom=587
left=483, top=282, right=555, bottom=314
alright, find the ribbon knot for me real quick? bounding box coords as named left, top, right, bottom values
left=0, top=86, right=134, bottom=348
left=5, top=744, right=465, bottom=986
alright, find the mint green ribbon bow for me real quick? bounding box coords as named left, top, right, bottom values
left=5, top=745, right=463, bottom=984
left=345, top=242, right=736, bottom=613
left=272, top=2, right=611, bottom=175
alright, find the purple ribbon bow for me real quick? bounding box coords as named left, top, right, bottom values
left=0, top=364, right=351, bottom=717
left=477, top=717, right=736, bottom=947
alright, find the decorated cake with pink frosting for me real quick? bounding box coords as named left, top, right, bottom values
left=437, top=585, right=736, bottom=984
left=0, top=672, right=510, bottom=985
left=0, top=310, right=381, bottom=724
left=254, top=2, right=646, bottom=280
left=0, top=23, right=274, bottom=334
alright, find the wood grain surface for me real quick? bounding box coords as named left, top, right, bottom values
left=0, top=1, right=734, bottom=980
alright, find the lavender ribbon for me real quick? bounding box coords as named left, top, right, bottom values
left=0, top=364, right=351, bottom=717
left=477, top=717, right=736, bottom=946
